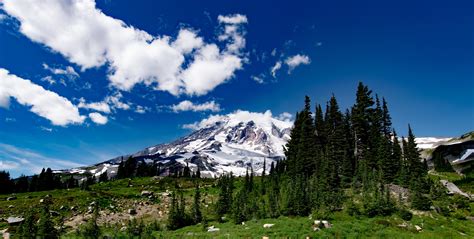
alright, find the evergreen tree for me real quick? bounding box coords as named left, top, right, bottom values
left=98, top=172, right=108, bottom=183
left=325, top=95, right=345, bottom=190
left=294, top=96, right=317, bottom=175
left=17, top=209, right=37, bottom=238
left=0, top=171, right=14, bottom=194
left=37, top=204, right=58, bottom=238
left=196, top=167, right=201, bottom=179
left=124, top=157, right=137, bottom=178
left=116, top=160, right=125, bottom=179
left=341, top=110, right=355, bottom=186
left=381, top=98, right=392, bottom=137
left=29, top=175, right=38, bottom=192
left=351, top=82, right=374, bottom=165
left=192, top=183, right=202, bottom=223
left=261, top=158, right=266, bottom=195
left=15, top=175, right=30, bottom=193
left=216, top=174, right=234, bottom=218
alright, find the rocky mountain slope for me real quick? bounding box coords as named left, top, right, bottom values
left=59, top=111, right=292, bottom=178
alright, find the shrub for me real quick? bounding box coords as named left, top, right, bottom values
left=411, top=193, right=431, bottom=211
left=398, top=209, right=413, bottom=221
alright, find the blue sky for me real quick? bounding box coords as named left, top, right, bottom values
left=0, top=0, right=473, bottom=177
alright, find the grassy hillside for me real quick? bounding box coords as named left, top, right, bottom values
left=1, top=176, right=473, bottom=238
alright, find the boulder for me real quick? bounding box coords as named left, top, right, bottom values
left=6, top=196, right=16, bottom=201
left=263, top=223, right=274, bottom=228
left=322, top=220, right=332, bottom=228
left=141, top=191, right=153, bottom=197
left=8, top=205, right=14, bottom=209
left=128, top=209, right=137, bottom=215
left=415, top=225, right=422, bottom=232
left=207, top=226, right=220, bottom=232
left=7, top=217, right=24, bottom=225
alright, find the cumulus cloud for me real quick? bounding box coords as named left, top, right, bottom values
left=171, top=100, right=221, bottom=113
left=276, top=112, right=293, bottom=122
left=78, top=92, right=130, bottom=114
left=270, top=61, right=282, bottom=78
left=134, top=105, right=149, bottom=114
left=42, top=63, right=79, bottom=79
left=88, top=112, right=108, bottom=125
left=285, top=54, right=311, bottom=73
left=40, top=75, right=66, bottom=86
left=2, top=0, right=247, bottom=96
left=182, top=110, right=293, bottom=130
left=78, top=98, right=111, bottom=113
left=0, top=68, right=85, bottom=126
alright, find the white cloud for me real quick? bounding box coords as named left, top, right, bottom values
left=42, top=63, right=79, bottom=79
left=89, top=112, right=108, bottom=125
left=271, top=48, right=277, bottom=57
left=270, top=61, right=282, bottom=78
left=182, top=110, right=293, bottom=130
left=171, top=100, right=221, bottom=113
left=251, top=75, right=265, bottom=84
left=78, top=92, right=130, bottom=114
left=285, top=54, right=311, bottom=73
left=134, top=105, right=149, bottom=114
left=2, top=0, right=247, bottom=96
left=0, top=143, right=83, bottom=175
left=172, top=29, right=204, bottom=54
left=276, top=112, right=293, bottom=122
left=78, top=98, right=111, bottom=113
left=217, top=14, right=248, bottom=24
left=0, top=68, right=86, bottom=126
left=0, top=160, right=20, bottom=170
left=40, top=126, right=53, bottom=132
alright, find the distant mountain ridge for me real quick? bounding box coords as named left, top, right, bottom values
left=58, top=111, right=292, bottom=178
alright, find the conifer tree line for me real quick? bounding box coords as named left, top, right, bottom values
left=210, top=82, right=435, bottom=225
left=1, top=168, right=67, bottom=194
left=116, top=157, right=200, bottom=179
left=0, top=156, right=201, bottom=195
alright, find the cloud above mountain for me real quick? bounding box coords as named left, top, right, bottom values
left=2, top=0, right=247, bottom=96
left=0, top=69, right=86, bottom=126
left=171, top=100, right=221, bottom=113
left=182, top=110, right=293, bottom=130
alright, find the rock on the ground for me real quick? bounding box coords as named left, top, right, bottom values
left=6, top=197, right=16, bottom=201
left=415, top=225, right=422, bottom=232
left=128, top=209, right=137, bottom=215
left=440, top=180, right=472, bottom=199
left=141, top=191, right=153, bottom=197
left=322, top=220, right=332, bottom=228
left=7, top=217, right=24, bottom=225
left=263, top=223, right=274, bottom=228
left=207, top=225, right=220, bottom=232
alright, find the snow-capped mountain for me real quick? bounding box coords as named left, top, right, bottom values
left=66, top=111, right=293, bottom=178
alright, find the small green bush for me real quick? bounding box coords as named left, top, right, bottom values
left=398, top=209, right=413, bottom=221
